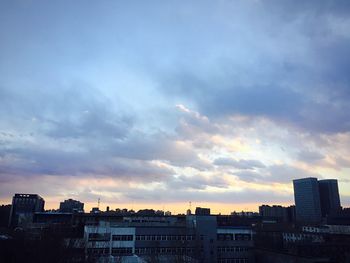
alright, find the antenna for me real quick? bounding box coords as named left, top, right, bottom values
left=189, top=201, right=192, bottom=211
left=98, top=198, right=100, bottom=210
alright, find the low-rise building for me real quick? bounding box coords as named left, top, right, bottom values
left=83, top=215, right=254, bottom=263
left=59, top=199, right=84, bottom=213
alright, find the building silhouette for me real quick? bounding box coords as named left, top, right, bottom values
left=318, top=179, right=341, bottom=217
left=9, top=193, right=45, bottom=227
left=259, top=205, right=288, bottom=221
left=293, top=178, right=322, bottom=223
left=59, top=198, right=84, bottom=213
left=195, top=207, right=210, bottom=216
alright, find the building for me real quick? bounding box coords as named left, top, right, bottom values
left=286, top=205, right=296, bottom=223
left=9, top=193, right=45, bottom=227
left=259, top=205, right=288, bottom=222
left=83, top=215, right=254, bottom=263
left=59, top=199, right=84, bottom=213
left=293, top=178, right=322, bottom=223
left=293, top=178, right=342, bottom=223
left=259, top=205, right=296, bottom=223
left=318, top=179, right=341, bottom=217
left=254, top=221, right=350, bottom=263
left=0, top=204, right=11, bottom=227
left=326, top=207, right=350, bottom=225
left=195, top=207, right=210, bottom=216
left=33, top=212, right=73, bottom=224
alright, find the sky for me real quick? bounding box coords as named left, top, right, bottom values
left=1, top=0, right=350, bottom=214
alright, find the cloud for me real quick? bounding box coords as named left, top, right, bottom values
left=166, top=173, right=229, bottom=190
left=297, top=150, right=324, bottom=162
left=0, top=82, right=133, bottom=139
left=335, top=157, right=350, bottom=168
left=153, top=0, right=350, bottom=134
left=123, top=187, right=293, bottom=205
left=107, top=132, right=212, bottom=170
left=0, top=144, right=174, bottom=183
left=214, top=158, right=265, bottom=170
left=234, top=164, right=321, bottom=184
left=1, top=0, right=350, bottom=208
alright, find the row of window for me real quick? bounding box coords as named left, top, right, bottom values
left=89, top=233, right=251, bottom=242
left=87, top=248, right=110, bottom=255
left=87, top=247, right=133, bottom=256
left=112, top=235, right=133, bottom=241
left=217, top=247, right=250, bottom=253
left=88, top=233, right=110, bottom=241
left=135, top=235, right=196, bottom=241
left=89, top=234, right=134, bottom=241
left=217, top=234, right=251, bottom=241
left=135, top=247, right=196, bottom=255
left=218, top=259, right=249, bottom=263
left=14, top=199, right=37, bottom=203
left=111, top=247, right=132, bottom=255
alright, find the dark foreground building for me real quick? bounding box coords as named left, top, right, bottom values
left=9, top=194, right=45, bottom=228
left=83, top=214, right=254, bottom=263
left=293, top=178, right=342, bottom=223
left=318, top=179, right=341, bottom=217
left=293, top=178, right=322, bottom=223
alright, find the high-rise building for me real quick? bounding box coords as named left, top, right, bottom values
left=318, top=179, right=341, bottom=217
left=293, top=178, right=322, bottom=223
left=9, top=193, right=45, bottom=227
left=59, top=198, right=84, bottom=213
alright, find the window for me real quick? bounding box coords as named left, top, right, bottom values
left=87, top=248, right=109, bottom=255
left=112, top=235, right=133, bottom=241
left=235, top=234, right=251, bottom=241
left=88, top=233, right=110, bottom=241
left=111, top=247, right=132, bottom=255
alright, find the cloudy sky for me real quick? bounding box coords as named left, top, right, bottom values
left=1, top=0, right=350, bottom=213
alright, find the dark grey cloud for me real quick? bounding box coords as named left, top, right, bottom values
left=0, top=144, right=174, bottom=183
left=160, top=67, right=350, bottom=133
left=0, top=82, right=133, bottom=139
left=154, top=0, right=350, bottom=134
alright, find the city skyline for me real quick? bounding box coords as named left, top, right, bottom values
left=2, top=176, right=344, bottom=216
left=1, top=1, right=350, bottom=213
